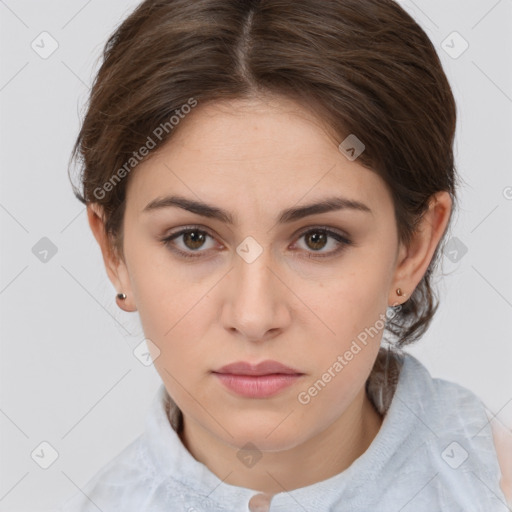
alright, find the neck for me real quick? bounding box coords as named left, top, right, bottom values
left=178, top=386, right=383, bottom=495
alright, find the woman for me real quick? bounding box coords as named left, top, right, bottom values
left=61, top=0, right=512, bottom=510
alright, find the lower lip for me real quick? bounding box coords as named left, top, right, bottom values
left=213, top=373, right=303, bottom=398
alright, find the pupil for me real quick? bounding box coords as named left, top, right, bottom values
left=308, top=231, right=327, bottom=250
left=184, top=231, right=205, bottom=249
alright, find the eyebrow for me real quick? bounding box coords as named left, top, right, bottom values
left=142, top=194, right=373, bottom=224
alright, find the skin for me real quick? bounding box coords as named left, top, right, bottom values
left=490, top=418, right=512, bottom=505
left=87, top=94, right=452, bottom=495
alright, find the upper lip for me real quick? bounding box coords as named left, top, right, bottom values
left=213, top=360, right=303, bottom=376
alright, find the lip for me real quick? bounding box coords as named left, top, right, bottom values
left=214, top=360, right=303, bottom=376
left=212, top=360, right=305, bottom=398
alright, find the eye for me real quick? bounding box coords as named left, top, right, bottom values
left=160, top=226, right=218, bottom=259
left=159, top=225, right=353, bottom=260
left=292, top=227, right=353, bottom=259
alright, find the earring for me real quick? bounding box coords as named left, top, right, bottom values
left=117, top=293, right=127, bottom=300
left=396, top=288, right=406, bottom=297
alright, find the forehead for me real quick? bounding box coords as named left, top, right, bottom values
left=126, top=96, right=391, bottom=216
left=164, top=95, right=342, bottom=164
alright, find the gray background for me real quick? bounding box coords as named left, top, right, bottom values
left=0, top=0, right=511, bottom=510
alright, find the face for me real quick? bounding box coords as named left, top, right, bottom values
left=110, top=95, right=405, bottom=451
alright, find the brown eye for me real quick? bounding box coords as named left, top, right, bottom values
left=182, top=230, right=207, bottom=250
left=161, top=225, right=353, bottom=261
left=160, top=227, right=217, bottom=259
left=304, top=231, right=328, bottom=251
left=294, top=227, right=353, bottom=259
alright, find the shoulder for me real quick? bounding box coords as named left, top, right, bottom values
left=488, top=410, right=512, bottom=508
left=394, top=355, right=512, bottom=507
left=426, top=371, right=512, bottom=507
left=59, top=436, right=152, bottom=511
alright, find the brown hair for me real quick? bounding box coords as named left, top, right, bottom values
left=69, top=0, right=461, bottom=348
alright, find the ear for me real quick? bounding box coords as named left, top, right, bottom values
left=87, top=203, right=137, bottom=312
left=389, top=191, right=453, bottom=306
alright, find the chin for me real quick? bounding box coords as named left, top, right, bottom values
left=213, top=416, right=306, bottom=452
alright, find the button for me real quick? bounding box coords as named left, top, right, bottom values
left=248, top=492, right=273, bottom=512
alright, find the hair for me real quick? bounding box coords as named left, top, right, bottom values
left=69, top=0, right=461, bottom=348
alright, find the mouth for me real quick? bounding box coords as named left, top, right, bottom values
left=212, top=360, right=305, bottom=398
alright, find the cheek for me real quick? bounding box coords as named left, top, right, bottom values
left=296, top=281, right=386, bottom=419
left=317, top=265, right=389, bottom=344
left=124, top=233, right=208, bottom=336
left=130, top=273, right=219, bottom=378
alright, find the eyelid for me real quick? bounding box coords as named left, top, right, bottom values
left=293, top=224, right=351, bottom=242
left=162, top=224, right=350, bottom=242
left=160, top=225, right=222, bottom=254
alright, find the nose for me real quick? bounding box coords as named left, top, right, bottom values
left=221, top=246, right=291, bottom=343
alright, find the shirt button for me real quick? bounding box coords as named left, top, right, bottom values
left=248, top=492, right=273, bottom=512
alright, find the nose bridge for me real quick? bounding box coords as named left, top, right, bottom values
left=237, top=244, right=273, bottom=298
left=224, top=240, right=288, bottom=340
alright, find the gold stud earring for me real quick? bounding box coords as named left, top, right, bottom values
left=117, top=293, right=127, bottom=300
left=396, top=288, right=406, bottom=297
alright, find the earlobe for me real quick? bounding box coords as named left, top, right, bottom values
left=115, top=291, right=137, bottom=312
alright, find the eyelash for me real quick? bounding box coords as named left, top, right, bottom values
left=159, top=225, right=353, bottom=260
